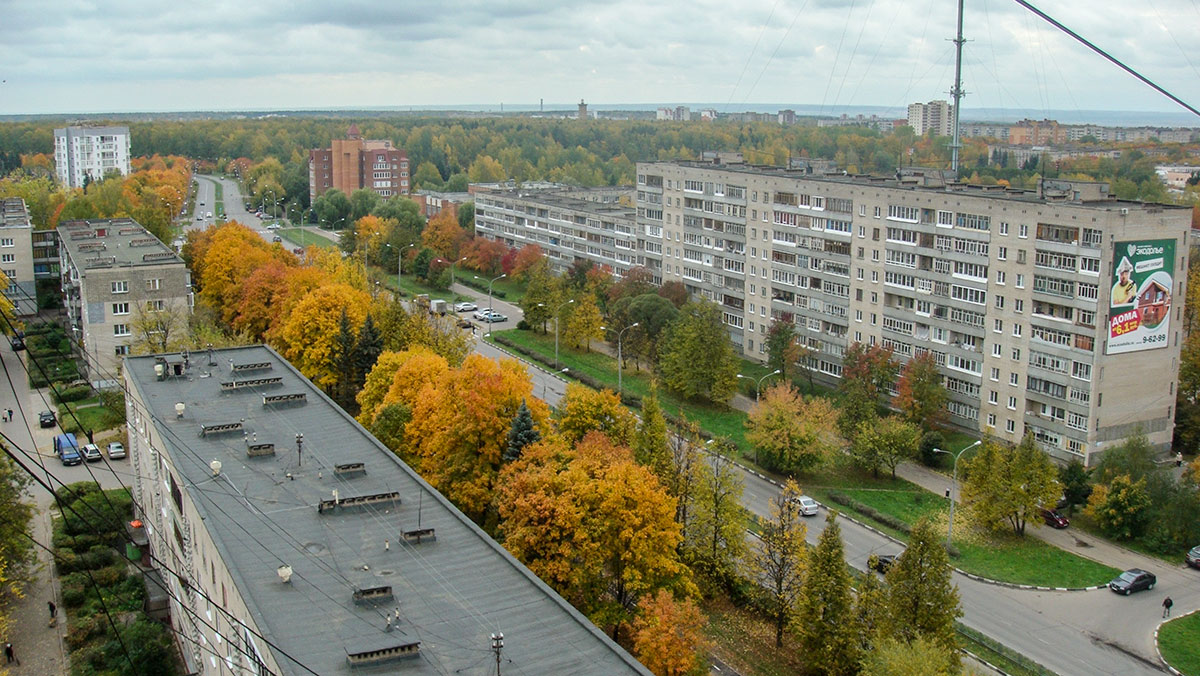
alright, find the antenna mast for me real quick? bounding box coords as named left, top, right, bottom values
left=950, top=0, right=967, bottom=176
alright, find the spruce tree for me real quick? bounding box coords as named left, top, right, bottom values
left=796, top=512, right=858, bottom=675
left=504, top=401, right=540, bottom=463
left=885, top=518, right=962, bottom=673
left=331, top=310, right=358, bottom=408
left=353, top=314, right=383, bottom=390
left=634, top=385, right=670, bottom=475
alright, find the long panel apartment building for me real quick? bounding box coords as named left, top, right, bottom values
left=0, top=198, right=37, bottom=316
left=634, top=161, right=1190, bottom=465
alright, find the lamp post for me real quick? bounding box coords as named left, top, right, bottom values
left=737, top=369, right=782, bottom=402
left=932, top=439, right=983, bottom=547
left=450, top=256, right=467, bottom=289
left=616, top=322, right=640, bottom=395
left=476, top=273, right=506, bottom=319
left=386, top=242, right=416, bottom=279
left=553, top=299, right=574, bottom=369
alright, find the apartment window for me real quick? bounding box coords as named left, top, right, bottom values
left=992, top=343, right=1003, bottom=357
left=1018, top=224, right=1029, bottom=238
left=988, top=391, right=998, bottom=404
left=1017, top=250, right=1027, bottom=264
left=1007, top=396, right=1017, bottom=410
left=996, top=270, right=1006, bottom=285
left=0, top=254, right=12, bottom=264
left=111, top=280, right=129, bottom=294
left=855, top=310, right=863, bottom=322
left=987, top=413, right=997, bottom=426
left=112, top=302, right=129, bottom=315
left=1072, top=361, right=1092, bottom=381
left=147, top=300, right=166, bottom=312
left=1011, top=348, right=1021, bottom=361
left=1006, top=420, right=1016, bottom=433
left=1014, top=299, right=1024, bottom=313
left=994, top=295, right=1005, bottom=310
left=990, top=367, right=1000, bottom=381
left=1079, top=257, right=1100, bottom=275
left=1009, top=373, right=1019, bottom=386
left=993, top=319, right=1003, bottom=333
left=113, top=324, right=131, bottom=337
left=1015, top=274, right=1025, bottom=289
left=873, top=207, right=881, bottom=218
left=0, top=238, right=12, bottom=247
left=114, top=345, right=129, bottom=356
left=997, top=246, right=1008, bottom=261
left=1012, top=324, right=1022, bottom=337
left=999, top=222, right=1009, bottom=236
left=871, top=271, right=878, bottom=283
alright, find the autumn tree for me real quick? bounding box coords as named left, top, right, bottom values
left=510, top=243, right=546, bottom=281
left=765, top=320, right=799, bottom=382
left=1086, top=474, right=1152, bottom=540
left=518, top=259, right=558, bottom=332
left=129, top=301, right=190, bottom=354
left=752, top=480, right=808, bottom=648
left=884, top=518, right=962, bottom=672
left=850, top=416, right=921, bottom=479
left=893, top=351, right=947, bottom=431
left=564, top=292, right=604, bottom=352
left=421, top=211, right=466, bottom=260
left=504, top=401, right=540, bottom=463
left=746, top=382, right=842, bottom=475
left=961, top=435, right=1059, bottom=536
left=838, top=342, right=898, bottom=439
left=657, top=280, right=688, bottom=308
left=663, top=418, right=705, bottom=536
left=196, top=223, right=276, bottom=322
left=859, top=637, right=955, bottom=676
left=277, top=283, right=372, bottom=390
left=797, top=512, right=858, bottom=676
left=1058, top=460, right=1093, bottom=515
left=356, top=351, right=418, bottom=426
left=687, top=448, right=746, bottom=577
left=555, top=383, right=637, bottom=447
left=634, top=385, right=671, bottom=473
left=631, top=590, right=708, bottom=676
left=657, top=299, right=739, bottom=404
left=851, top=567, right=889, bottom=656
left=608, top=293, right=679, bottom=370
left=375, top=299, right=472, bottom=366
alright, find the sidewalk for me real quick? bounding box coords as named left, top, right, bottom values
left=4, top=494, right=67, bottom=675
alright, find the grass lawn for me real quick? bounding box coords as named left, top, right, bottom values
left=491, top=327, right=753, bottom=453
left=1159, top=613, right=1200, bottom=676
left=701, top=594, right=806, bottom=676
left=279, top=228, right=336, bottom=249
left=58, top=397, right=125, bottom=435
left=1063, top=509, right=1190, bottom=566
left=387, top=273, right=473, bottom=304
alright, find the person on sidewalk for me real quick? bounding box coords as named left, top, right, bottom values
left=48, top=600, right=57, bottom=627
left=1163, top=596, right=1174, bottom=618
left=5, top=642, right=15, bottom=664
left=1177, top=452, right=1184, bottom=468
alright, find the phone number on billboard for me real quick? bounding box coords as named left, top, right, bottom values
left=1142, top=334, right=1167, bottom=344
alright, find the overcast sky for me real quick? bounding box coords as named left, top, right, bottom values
left=2, top=0, right=1199, bottom=121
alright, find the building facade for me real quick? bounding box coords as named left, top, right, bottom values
left=122, top=344, right=651, bottom=676
left=474, top=189, right=638, bottom=277
left=636, top=160, right=1190, bottom=465
left=0, top=199, right=37, bottom=316
left=411, top=190, right=472, bottom=222
left=54, top=125, right=131, bottom=188
left=308, top=124, right=409, bottom=202
left=907, top=100, right=954, bottom=136
left=58, top=219, right=190, bottom=387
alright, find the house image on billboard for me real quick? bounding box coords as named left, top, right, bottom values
left=1137, top=276, right=1171, bottom=328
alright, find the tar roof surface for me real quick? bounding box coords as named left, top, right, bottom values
left=58, top=218, right=182, bottom=268
left=126, top=345, right=649, bottom=675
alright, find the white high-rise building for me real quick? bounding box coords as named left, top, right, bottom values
left=907, top=100, right=954, bottom=137
left=54, top=125, right=131, bottom=188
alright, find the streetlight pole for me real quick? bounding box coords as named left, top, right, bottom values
left=617, top=322, right=640, bottom=395
left=477, top=273, right=506, bottom=319
left=932, top=439, right=983, bottom=547
left=737, top=369, right=782, bottom=402
left=450, top=256, right=467, bottom=289
left=554, top=299, right=574, bottom=369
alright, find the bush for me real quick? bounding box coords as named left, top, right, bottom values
left=53, top=384, right=93, bottom=404
left=516, top=319, right=531, bottom=331
left=90, top=564, right=127, bottom=587
left=61, top=584, right=89, bottom=609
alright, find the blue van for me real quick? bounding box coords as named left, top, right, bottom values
left=54, top=433, right=81, bottom=466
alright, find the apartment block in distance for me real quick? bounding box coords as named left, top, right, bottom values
left=54, top=125, right=131, bottom=188
left=123, top=344, right=652, bottom=676
left=58, top=219, right=190, bottom=387
left=308, top=124, right=409, bottom=202
left=0, top=199, right=37, bottom=316
left=906, top=100, right=954, bottom=137
left=474, top=188, right=638, bottom=276
left=636, top=160, right=1191, bottom=465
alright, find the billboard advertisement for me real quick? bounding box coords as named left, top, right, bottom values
left=1107, top=238, right=1175, bottom=354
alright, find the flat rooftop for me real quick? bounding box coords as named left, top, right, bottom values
left=0, top=199, right=30, bottom=228
left=57, top=219, right=182, bottom=268
left=484, top=190, right=635, bottom=219
left=125, top=345, right=649, bottom=676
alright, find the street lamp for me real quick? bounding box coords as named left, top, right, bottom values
left=548, top=299, right=574, bottom=369
left=616, top=322, right=640, bottom=395
left=932, top=439, right=983, bottom=547
left=737, top=369, right=782, bottom=402
left=450, top=256, right=467, bottom=289
left=385, top=242, right=416, bottom=279
left=475, top=273, right=506, bottom=319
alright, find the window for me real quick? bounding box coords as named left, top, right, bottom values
left=147, top=300, right=166, bottom=312
left=997, top=246, right=1008, bottom=260
left=990, top=367, right=1000, bottom=381
left=996, top=270, right=1006, bottom=285
left=987, top=413, right=997, bottom=426
left=112, top=302, right=129, bottom=315
left=1009, top=373, right=1019, bottom=386
left=994, top=295, right=1005, bottom=310
left=1011, top=323, right=1022, bottom=337
left=114, top=345, right=129, bottom=356
left=999, top=222, right=1009, bottom=236
left=989, top=391, right=998, bottom=404
left=1079, top=257, right=1100, bottom=275
left=994, top=319, right=1003, bottom=333
left=113, top=324, right=131, bottom=337
left=1007, top=396, right=1017, bottom=410
left=1006, top=420, right=1016, bottom=433
left=1015, top=274, right=1025, bottom=289
left=992, top=343, right=1002, bottom=357
left=0, top=254, right=12, bottom=264
left=111, top=281, right=129, bottom=294
left=1014, top=299, right=1024, bottom=313
left=0, top=238, right=12, bottom=247
left=1019, top=224, right=1029, bottom=238
left=1072, top=361, right=1092, bottom=381
left=1011, top=348, right=1021, bottom=361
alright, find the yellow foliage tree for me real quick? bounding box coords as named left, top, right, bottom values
left=197, top=223, right=275, bottom=323
left=555, top=383, right=637, bottom=447
left=379, top=347, right=452, bottom=413
left=356, top=351, right=413, bottom=426
left=631, top=590, right=708, bottom=676
left=421, top=211, right=465, bottom=260
left=277, top=284, right=372, bottom=389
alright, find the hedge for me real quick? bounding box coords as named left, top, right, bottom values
left=53, top=384, right=93, bottom=404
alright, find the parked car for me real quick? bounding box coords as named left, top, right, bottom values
left=54, top=433, right=80, bottom=466
left=1186, top=545, right=1200, bottom=569
left=1040, top=508, right=1069, bottom=529
left=206, top=211, right=213, bottom=218
left=81, top=443, right=102, bottom=462
left=10, top=335, right=24, bottom=351
left=1109, top=568, right=1156, bottom=595
left=789, top=495, right=820, bottom=516
left=473, top=309, right=507, bottom=323
left=454, top=301, right=477, bottom=312
left=39, top=410, right=56, bottom=428
left=272, top=235, right=283, bottom=243
left=869, top=553, right=898, bottom=574
left=266, top=223, right=281, bottom=230
left=106, top=442, right=126, bottom=460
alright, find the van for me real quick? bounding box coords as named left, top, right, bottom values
left=54, top=433, right=81, bottom=466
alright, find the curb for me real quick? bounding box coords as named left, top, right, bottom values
left=961, top=647, right=1011, bottom=676
left=1155, top=608, right=1199, bottom=676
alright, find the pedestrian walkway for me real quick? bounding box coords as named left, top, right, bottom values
left=4, top=494, right=68, bottom=675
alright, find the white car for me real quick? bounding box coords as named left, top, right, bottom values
left=790, top=495, right=820, bottom=516
left=454, top=302, right=477, bottom=312
left=106, top=442, right=126, bottom=460
left=473, top=309, right=508, bottom=323
left=266, top=223, right=281, bottom=230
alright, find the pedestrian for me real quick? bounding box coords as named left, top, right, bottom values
left=48, top=600, right=56, bottom=619
left=1177, top=452, right=1184, bottom=468
left=4, top=642, right=14, bottom=664
left=1163, top=596, right=1174, bottom=618
left=5, top=409, right=11, bottom=422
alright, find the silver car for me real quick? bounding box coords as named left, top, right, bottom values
left=106, top=442, right=126, bottom=460
left=789, top=495, right=820, bottom=516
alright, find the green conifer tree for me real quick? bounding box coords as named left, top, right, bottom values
left=504, top=401, right=540, bottom=463
left=796, top=512, right=859, bottom=675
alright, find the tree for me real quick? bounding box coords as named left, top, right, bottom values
left=851, top=566, right=889, bottom=656
left=893, top=352, right=947, bottom=431
left=688, top=448, right=746, bottom=577
left=631, top=590, right=708, bottom=676
left=348, top=188, right=382, bottom=221
left=421, top=211, right=466, bottom=260
left=746, top=382, right=842, bottom=475
left=518, top=259, right=558, bottom=332
left=1086, top=474, right=1152, bottom=540
left=664, top=418, right=705, bottom=535
left=312, top=188, right=351, bottom=229
left=564, top=292, right=604, bottom=352
left=510, top=244, right=546, bottom=281
left=456, top=201, right=475, bottom=231
left=884, top=518, right=961, bottom=672
left=961, top=435, right=1059, bottom=536
left=657, top=280, right=688, bottom=308
left=634, top=385, right=670, bottom=473
left=1058, top=460, right=1092, bottom=515
left=859, top=637, right=955, bottom=676
left=413, top=161, right=444, bottom=189
left=765, top=320, right=798, bottom=381
left=129, top=302, right=190, bottom=354
left=277, top=284, right=372, bottom=390
left=752, top=481, right=808, bottom=648
left=352, top=314, right=383, bottom=392
left=330, top=309, right=359, bottom=408
left=609, top=293, right=678, bottom=370
left=504, top=401, right=541, bottom=463
left=850, top=416, right=921, bottom=479
left=838, top=343, right=898, bottom=439
left=0, top=454, right=34, bottom=610
left=556, top=383, right=637, bottom=447
left=657, top=300, right=739, bottom=404
left=797, top=512, right=858, bottom=676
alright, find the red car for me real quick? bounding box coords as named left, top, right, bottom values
left=1040, top=508, right=1069, bottom=529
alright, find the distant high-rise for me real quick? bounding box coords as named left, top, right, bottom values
left=578, top=99, right=588, bottom=120
left=907, top=100, right=954, bottom=137
left=54, top=125, right=131, bottom=188
left=308, top=124, right=409, bottom=203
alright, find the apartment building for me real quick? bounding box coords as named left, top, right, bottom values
left=58, top=219, right=190, bottom=387
left=474, top=188, right=639, bottom=276
left=907, top=100, right=954, bottom=137
left=308, top=124, right=409, bottom=202
left=411, top=190, right=471, bottom=222
left=123, top=344, right=652, bottom=676
left=637, top=160, right=1191, bottom=465
left=54, top=125, right=131, bottom=188
left=0, top=199, right=37, bottom=316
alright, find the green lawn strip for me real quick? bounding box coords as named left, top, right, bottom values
left=1066, top=511, right=1188, bottom=565
left=1159, top=612, right=1200, bottom=676
left=387, top=273, right=473, bottom=303
left=956, top=623, right=1060, bottom=676
left=700, top=593, right=807, bottom=676
left=491, top=328, right=752, bottom=453
left=278, top=228, right=336, bottom=249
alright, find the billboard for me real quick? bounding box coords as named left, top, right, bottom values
left=1107, top=238, right=1175, bottom=355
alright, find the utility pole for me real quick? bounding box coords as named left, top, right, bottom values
left=949, top=0, right=967, bottom=176
left=296, top=433, right=303, bottom=466
left=490, top=632, right=504, bottom=675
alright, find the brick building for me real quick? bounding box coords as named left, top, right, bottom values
left=308, top=125, right=409, bottom=202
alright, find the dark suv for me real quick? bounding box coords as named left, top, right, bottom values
left=39, top=410, right=56, bottom=428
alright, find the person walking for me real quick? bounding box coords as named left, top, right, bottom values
left=1163, top=596, right=1174, bottom=618
left=5, top=409, right=11, bottom=422
left=5, top=642, right=14, bottom=664
left=48, top=600, right=57, bottom=626
left=1177, top=452, right=1184, bottom=468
